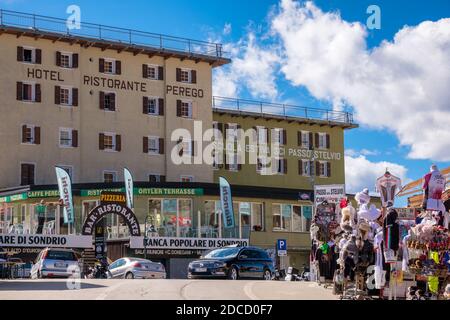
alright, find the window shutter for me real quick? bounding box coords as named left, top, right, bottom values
left=315, top=133, right=319, bottom=148
left=110, top=93, right=116, bottom=111
left=176, top=68, right=181, bottom=82
left=55, top=86, right=61, bottom=105
left=176, top=100, right=182, bottom=117
left=72, top=88, right=78, bottom=106
left=143, top=97, right=149, bottom=114
left=56, top=51, right=61, bottom=66
left=283, top=159, right=288, bottom=174
left=22, top=125, right=27, bottom=143
left=266, top=128, right=270, bottom=144
left=297, top=132, right=302, bottom=146
left=17, top=82, right=23, bottom=101
left=158, top=66, right=164, bottom=80
left=159, top=138, right=164, bottom=155
left=142, top=64, right=148, bottom=78
left=191, top=70, right=197, bottom=84
left=72, top=54, right=79, bottom=68
left=99, top=92, right=105, bottom=109
left=309, top=132, right=313, bottom=150
left=217, top=123, right=224, bottom=135
left=160, top=175, right=166, bottom=183
left=99, top=58, right=105, bottom=73
left=283, top=129, right=287, bottom=145
left=34, top=127, right=41, bottom=145
left=327, top=162, right=331, bottom=177
left=191, top=140, right=195, bottom=157
left=115, top=134, right=121, bottom=152
left=72, top=130, right=78, bottom=147
left=158, top=98, right=165, bottom=115
left=35, top=84, right=41, bottom=102
left=316, top=162, right=320, bottom=177
left=238, top=163, right=242, bottom=171
left=17, top=46, right=23, bottom=62
left=310, top=161, right=315, bottom=176
left=143, top=136, right=149, bottom=153
left=298, top=160, right=303, bottom=175
left=326, top=133, right=330, bottom=149
left=99, top=133, right=105, bottom=150
left=29, top=164, right=35, bottom=185
left=115, top=60, right=121, bottom=75
left=20, top=164, right=27, bottom=186
left=35, top=49, right=42, bottom=64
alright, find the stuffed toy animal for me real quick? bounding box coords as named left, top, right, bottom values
left=358, top=221, right=371, bottom=241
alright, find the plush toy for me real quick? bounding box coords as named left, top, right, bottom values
left=355, top=188, right=371, bottom=206
left=358, top=221, right=371, bottom=241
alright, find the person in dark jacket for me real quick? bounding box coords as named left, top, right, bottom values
left=384, top=208, right=400, bottom=252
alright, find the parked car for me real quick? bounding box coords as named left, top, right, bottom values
left=30, top=248, right=81, bottom=279
left=107, top=257, right=166, bottom=279
left=188, top=246, right=275, bottom=280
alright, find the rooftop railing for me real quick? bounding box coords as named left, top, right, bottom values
left=0, top=9, right=225, bottom=58
left=212, top=96, right=355, bottom=124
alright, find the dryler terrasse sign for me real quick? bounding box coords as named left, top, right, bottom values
left=130, top=236, right=249, bottom=250
left=0, top=234, right=93, bottom=248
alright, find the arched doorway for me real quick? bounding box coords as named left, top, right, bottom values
left=81, top=203, right=141, bottom=236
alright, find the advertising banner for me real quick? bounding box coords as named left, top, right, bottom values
left=219, top=177, right=235, bottom=228
left=55, top=167, right=74, bottom=224
left=0, top=234, right=93, bottom=248
left=130, top=236, right=249, bottom=250
left=124, top=167, right=134, bottom=210
left=314, top=184, right=345, bottom=206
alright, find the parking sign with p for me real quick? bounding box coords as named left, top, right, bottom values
left=277, top=239, right=287, bottom=256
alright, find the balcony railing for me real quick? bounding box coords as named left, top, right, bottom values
left=212, top=96, right=355, bottom=125
left=0, top=9, right=225, bottom=58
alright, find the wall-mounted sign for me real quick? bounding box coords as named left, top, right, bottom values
left=0, top=234, right=93, bottom=248
left=27, top=68, right=64, bottom=82
left=81, top=188, right=124, bottom=197
left=27, top=190, right=60, bottom=198
left=133, top=249, right=206, bottom=257
left=130, top=236, right=249, bottom=250
left=0, top=193, right=27, bottom=203
left=314, top=184, right=346, bottom=205
left=83, top=75, right=147, bottom=92
left=394, top=208, right=416, bottom=220
left=166, top=85, right=204, bottom=98
left=100, top=191, right=127, bottom=205
left=135, top=188, right=204, bottom=196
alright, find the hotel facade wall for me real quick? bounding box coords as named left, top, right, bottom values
left=0, top=33, right=213, bottom=187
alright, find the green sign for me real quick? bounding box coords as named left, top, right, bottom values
left=81, top=188, right=124, bottom=197
left=0, top=193, right=28, bottom=203
left=27, top=190, right=60, bottom=198
left=135, top=188, right=204, bottom=196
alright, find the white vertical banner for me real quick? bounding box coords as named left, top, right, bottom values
left=55, top=167, right=74, bottom=224
left=124, top=167, right=134, bottom=210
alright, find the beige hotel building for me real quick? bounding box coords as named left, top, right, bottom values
left=0, top=11, right=357, bottom=278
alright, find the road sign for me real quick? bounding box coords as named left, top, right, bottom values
left=277, top=239, right=287, bottom=256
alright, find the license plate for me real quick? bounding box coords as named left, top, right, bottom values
left=55, top=263, right=67, bottom=268
left=195, top=268, right=207, bottom=272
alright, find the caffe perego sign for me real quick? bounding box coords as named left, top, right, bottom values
left=130, top=236, right=249, bottom=250
left=0, top=234, right=93, bottom=248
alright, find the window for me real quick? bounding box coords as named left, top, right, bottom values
left=276, top=159, right=287, bottom=175
left=60, top=87, right=70, bottom=105
left=318, top=133, right=327, bottom=149
left=272, top=204, right=304, bottom=232
left=23, top=83, right=34, bottom=101
left=272, top=128, right=286, bottom=145
left=23, top=48, right=33, bottom=62
left=147, top=98, right=158, bottom=115
left=100, top=133, right=121, bottom=152
left=147, top=65, right=157, bottom=79
left=148, top=137, right=160, bottom=154
left=22, top=125, right=34, bottom=144
left=257, top=127, right=268, bottom=145
left=101, top=92, right=116, bottom=111
left=20, top=163, right=35, bottom=186
left=17, top=47, right=41, bottom=64
left=103, top=171, right=117, bottom=183
left=301, top=160, right=311, bottom=176
left=180, top=176, right=193, bottom=182
left=104, top=134, right=114, bottom=150
left=301, top=131, right=310, bottom=149
left=60, top=54, right=71, bottom=68
left=178, top=138, right=192, bottom=156
left=149, top=174, right=163, bottom=183
left=181, top=101, right=192, bottom=118
left=143, top=64, right=163, bottom=80
left=59, top=129, right=72, bottom=147
left=104, top=59, right=115, bottom=74
left=176, top=68, right=196, bottom=84
left=318, top=161, right=331, bottom=177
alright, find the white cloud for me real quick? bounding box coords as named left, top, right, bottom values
left=213, top=32, right=280, bottom=99
left=271, top=0, right=450, bottom=161
left=346, top=149, right=380, bottom=157
left=345, top=155, right=409, bottom=194
left=223, top=23, right=232, bottom=35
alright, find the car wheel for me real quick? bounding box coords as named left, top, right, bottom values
left=125, top=272, right=134, bottom=279
left=263, top=269, right=272, bottom=281
left=228, top=267, right=239, bottom=280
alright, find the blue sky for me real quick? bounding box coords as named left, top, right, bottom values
left=1, top=0, right=449, bottom=204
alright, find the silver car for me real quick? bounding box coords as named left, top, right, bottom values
left=30, top=248, right=81, bottom=279
left=107, top=257, right=166, bottom=279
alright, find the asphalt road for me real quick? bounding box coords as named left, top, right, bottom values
left=0, top=279, right=338, bottom=300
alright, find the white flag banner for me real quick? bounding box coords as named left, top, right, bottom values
left=55, top=167, right=74, bottom=224
left=124, top=167, right=134, bottom=210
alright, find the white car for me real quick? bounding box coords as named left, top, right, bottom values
left=108, top=257, right=166, bottom=279
left=31, top=248, right=81, bottom=279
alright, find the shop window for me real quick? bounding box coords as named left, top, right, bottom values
left=162, top=199, right=177, bottom=237
left=147, top=199, right=162, bottom=234
left=251, top=203, right=264, bottom=232
left=239, top=203, right=251, bottom=239
left=292, top=205, right=302, bottom=232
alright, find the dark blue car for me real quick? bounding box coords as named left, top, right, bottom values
left=188, top=246, right=275, bottom=280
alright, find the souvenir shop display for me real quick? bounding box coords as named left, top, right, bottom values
left=422, top=165, right=446, bottom=213
left=376, top=170, right=402, bottom=208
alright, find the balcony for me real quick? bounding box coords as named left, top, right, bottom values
left=0, top=9, right=230, bottom=67
left=213, top=96, right=358, bottom=128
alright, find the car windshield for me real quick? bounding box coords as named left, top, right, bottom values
left=46, top=251, right=76, bottom=261
left=203, top=247, right=241, bottom=259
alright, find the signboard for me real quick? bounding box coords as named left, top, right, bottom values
left=81, top=188, right=204, bottom=197
left=27, top=190, right=60, bottom=198
left=133, top=249, right=206, bottom=257
left=0, top=234, right=93, bottom=248
left=0, top=193, right=27, bottom=203
left=130, top=236, right=249, bottom=250
left=314, top=184, right=345, bottom=205
left=94, top=220, right=106, bottom=260
left=277, top=239, right=287, bottom=256
left=100, top=191, right=127, bottom=205
left=394, top=208, right=416, bottom=220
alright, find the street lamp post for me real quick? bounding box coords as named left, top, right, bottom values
left=144, top=215, right=150, bottom=260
